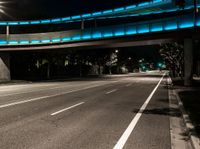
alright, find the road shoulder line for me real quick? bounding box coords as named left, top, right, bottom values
left=113, top=73, right=166, bottom=149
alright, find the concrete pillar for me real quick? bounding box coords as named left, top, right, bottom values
left=184, top=39, right=193, bottom=86
left=0, top=53, right=11, bottom=81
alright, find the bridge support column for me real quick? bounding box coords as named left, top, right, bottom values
left=0, top=52, right=11, bottom=81
left=184, top=39, right=193, bottom=86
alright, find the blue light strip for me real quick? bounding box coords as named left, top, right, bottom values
left=20, top=40, right=29, bottom=44
left=82, top=13, right=91, bottom=18
left=82, top=34, right=92, bottom=39
left=41, top=20, right=51, bottom=24
left=41, top=39, right=51, bottom=43
left=0, top=40, right=7, bottom=44
left=51, top=18, right=61, bottom=23
left=30, top=21, right=41, bottom=25
left=8, top=40, right=18, bottom=44
left=62, top=37, right=71, bottom=41
left=138, top=2, right=150, bottom=7
left=114, top=7, right=124, bottom=12
left=52, top=38, right=61, bottom=42
left=0, top=0, right=171, bottom=26
left=92, top=32, right=102, bottom=38
left=19, top=22, right=29, bottom=25
left=31, top=40, right=40, bottom=44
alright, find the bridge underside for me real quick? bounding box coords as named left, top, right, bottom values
left=0, top=29, right=199, bottom=52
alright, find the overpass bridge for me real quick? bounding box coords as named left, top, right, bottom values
left=0, top=0, right=199, bottom=85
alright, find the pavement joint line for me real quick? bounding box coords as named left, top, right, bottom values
left=0, top=85, right=72, bottom=97
left=0, top=81, right=111, bottom=97
left=113, top=72, right=166, bottom=149
left=51, top=102, right=85, bottom=116
left=106, top=89, right=118, bottom=94
left=125, top=83, right=132, bottom=87
left=0, top=81, right=118, bottom=109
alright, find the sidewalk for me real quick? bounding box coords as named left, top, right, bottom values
left=0, top=80, right=32, bottom=86
left=172, top=78, right=200, bottom=148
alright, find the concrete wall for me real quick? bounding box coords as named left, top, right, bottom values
left=0, top=53, right=10, bottom=81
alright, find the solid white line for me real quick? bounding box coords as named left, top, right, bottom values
left=0, top=96, right=50, bottom=108
left=113, top=73, right=166, bottom=149
left=106, top=89, right=118, bottom=94
left=51, top=102, right=84, bottom=116
left=0, top=81, right=117, bottom=109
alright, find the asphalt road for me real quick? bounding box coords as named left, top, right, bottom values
left=0, top=72, right=173, bottom=149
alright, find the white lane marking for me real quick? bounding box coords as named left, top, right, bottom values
left=51, top=102, right=84, bottom=116
left=106, top=89, right=118, bottom=94
left=113, top=73, right=166, bottom=149
left=0, top=81, right=118, bottom=109
left=0, top=96, right=49, bottom=108
left=126, top=83, right=132, bottom=87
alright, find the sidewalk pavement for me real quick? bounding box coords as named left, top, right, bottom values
left=172, top=77, right=200, bottom=149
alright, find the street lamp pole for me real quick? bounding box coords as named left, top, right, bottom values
left=194, top=0, right=198, bottom=26
left=6, top=25, right=9, bottom=41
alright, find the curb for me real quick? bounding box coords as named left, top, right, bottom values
left=173, top=89, right=200, bottom=149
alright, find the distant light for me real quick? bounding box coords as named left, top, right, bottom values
left=158, top=63, right=163, bottom=68
left=115, top=49, right=119, bottom=53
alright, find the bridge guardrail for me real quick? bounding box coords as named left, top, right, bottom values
left=0, top=13, right=198, bottom=46
left=0, top=0, right=172, bottom=26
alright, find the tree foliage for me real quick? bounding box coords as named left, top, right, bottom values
left=159, top=43, right=184, bottom=78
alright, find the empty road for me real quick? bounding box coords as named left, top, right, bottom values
left=0, top=72, right=184, bottom=149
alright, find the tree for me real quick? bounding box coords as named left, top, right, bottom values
left=159, top=43, right=184, bottom=78
left=106, top=51, right=118, bottom=74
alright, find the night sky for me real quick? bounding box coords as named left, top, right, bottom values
left=2, top=0, right=147, bottom=20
